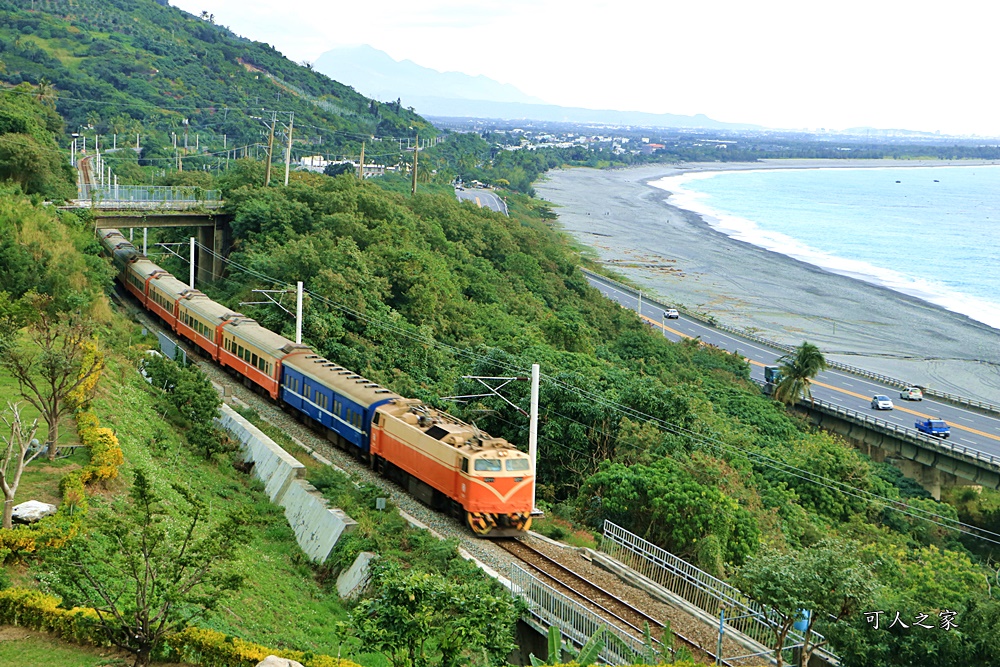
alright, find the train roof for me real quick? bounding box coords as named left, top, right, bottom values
left=128, top=258, right=167, bottom=280
left=225, top=317, right=308, bottom=358
left=98, top=229, right=127, bottom=247
left=99, top=229, right=139, bottom=256
left=149, top=273, right=191, bottom=300
left=377, top=399, right=525, bottom=455
left=179, top=292, right=241, bottom=323
left=282, top=353, right=402, bottom=408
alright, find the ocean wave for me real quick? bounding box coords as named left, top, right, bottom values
left=650, top=172, right=1000, bottom=331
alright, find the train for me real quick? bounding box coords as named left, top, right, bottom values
left=99, top=229, right=533, bottom=536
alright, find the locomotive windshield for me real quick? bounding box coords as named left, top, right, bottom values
left=474, top=459, right=502, bottom=471
left=506, top=459, right=530, bottom=471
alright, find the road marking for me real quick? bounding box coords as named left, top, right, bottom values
left=738, top=360, right=1000, bottom=442
left=475, top=196, right=482, bottom=207
left=810, top=378, right=1000, bottom=442
left=604, top=280, right=1000, bottom=444
left=639, top=313, right=690, bottom=339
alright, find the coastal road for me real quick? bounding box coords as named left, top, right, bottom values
left=455, top=187, right=508, bottom=215
left=585, top=272, right=1000, bottom=460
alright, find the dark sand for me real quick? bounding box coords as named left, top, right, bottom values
left=535, top=161, right=1000, bottom=405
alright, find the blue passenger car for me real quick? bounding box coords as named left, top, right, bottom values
left=280, top=353, right=401, bottom=452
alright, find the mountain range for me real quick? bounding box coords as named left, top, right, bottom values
left=313, top=45, right=758, bottom=131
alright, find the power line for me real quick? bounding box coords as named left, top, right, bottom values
left=187, top=240, right=1000, bottom=545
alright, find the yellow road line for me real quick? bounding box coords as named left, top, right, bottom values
left=475, top=196, right=482, bottom=207
left=638, top=309, right=999, bottom=441
left=639, top=313, right=690, bottom=339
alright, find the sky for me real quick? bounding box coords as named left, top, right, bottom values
left=172, top=0, right=1000, bottom=137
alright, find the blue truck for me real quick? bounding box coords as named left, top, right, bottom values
left=915, top=419, right=950, bottom=439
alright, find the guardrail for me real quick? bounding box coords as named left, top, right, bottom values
left=579, top=268, right=1000, bottom=418
left=508, top=563, right=650, bottom=665
left=601, top=521, right=835, bottom=664
left=781, top=383, right=1000, bottom=470
left=79, top=184, right=223, bottom=209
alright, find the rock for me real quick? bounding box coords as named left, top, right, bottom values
left=256, top=657, right=304, bottom=667
left=11, top=500, right=57, bottom=524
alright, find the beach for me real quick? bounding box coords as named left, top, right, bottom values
left=535, top=160, right=1000, bottom=406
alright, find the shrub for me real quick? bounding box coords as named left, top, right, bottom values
left=0, top=589, right=364, bottom=667
left=75, top=409, right=123, bottom=484
left=163, top=625, right=362, bottom=667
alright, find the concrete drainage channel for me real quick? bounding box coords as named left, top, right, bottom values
left=215, top=401, right=510, bottom=597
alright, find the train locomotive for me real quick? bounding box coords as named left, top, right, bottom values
left=99, top=229, right=533, bottom=536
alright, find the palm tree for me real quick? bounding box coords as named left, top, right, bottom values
left=773, top=341, right=828, bottom=405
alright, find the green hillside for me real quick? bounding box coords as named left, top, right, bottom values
left=2, top=3, right=1000, bottom=665
left=0, top=0, right=432, bottom=170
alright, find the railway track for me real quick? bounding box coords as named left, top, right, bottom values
left=498, top=538, right=729, bottom=666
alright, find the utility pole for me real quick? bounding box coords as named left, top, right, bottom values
left=189, top=237, right=195, bottom=289
left=358, top=141, right=365, bottom=180
left=295, top=281, right=303, bottom=344
left=443, top=367, right=543, bottom=517
left=283, top=111, right=294, bottom=187
left=410, top=140, right=418, bottom=196
left=264, top=111, right=276, bottom=186
left=529, top=363, right=539, bottom=514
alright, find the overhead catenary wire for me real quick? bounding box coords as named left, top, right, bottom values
left=188, top=240, right=1000, bottom=545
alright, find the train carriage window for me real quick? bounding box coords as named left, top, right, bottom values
left=373, top=412, right=381, bottom=426
left=474, top=459, right=502, bottom=472
left=506, top=459, right=530, bottom=471
left=461, top=458, right=468, bottom=473
left=251, top=353, right=258, bottom=367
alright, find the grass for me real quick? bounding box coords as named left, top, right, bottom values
left=532, top=509, right=599, bottom=549
left=0, top=628, right=130, bottom=667
left=0, top=367, right=83, bottom=507
left=83, top=358, right=352, bottom=656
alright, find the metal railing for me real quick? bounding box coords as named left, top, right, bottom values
left=79, top=184, right=222, bottom=209
left=600, top=521, right=834, bottom=663
left=508, top=563, right=651, bottom=665
left=579, top=268, right=1000, bottom=417
left=790, top=385, right=1000, bottom=470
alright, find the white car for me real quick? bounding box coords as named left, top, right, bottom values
left=871, top=395, right=894, bottom=410
left=900, top=387, right=923, bottom=401
left=664, top=309, right=680, bottom=319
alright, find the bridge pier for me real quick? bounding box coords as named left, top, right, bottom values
left=196, top=221, right=229, bottom=284
left=93, top=212, right=231, bottom=284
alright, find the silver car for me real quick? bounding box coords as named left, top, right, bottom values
left=871, top=395, right=894, bottom=410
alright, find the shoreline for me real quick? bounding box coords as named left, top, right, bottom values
left=535, top=160, right=1000, bottom=405
left=647, top=163, right=1000, bottom=332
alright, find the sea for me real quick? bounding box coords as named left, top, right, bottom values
left=651, top=165, right=1000, bottom=331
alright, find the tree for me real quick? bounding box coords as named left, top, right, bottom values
left=324, top=162, right=354, bottom=178
left=350, top=560, right=519, bottom=667
left=773, top=341, right=828, bottom=405
left=49, top=469, right=248, bottom=667
left=0, top=403, right=44, bottom=529
left=736, top=540, right=875, bottom=667
left=1, top=295, right=104, bottom=461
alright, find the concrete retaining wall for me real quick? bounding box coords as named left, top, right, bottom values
left=217, top=404, right=356, bottom=563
